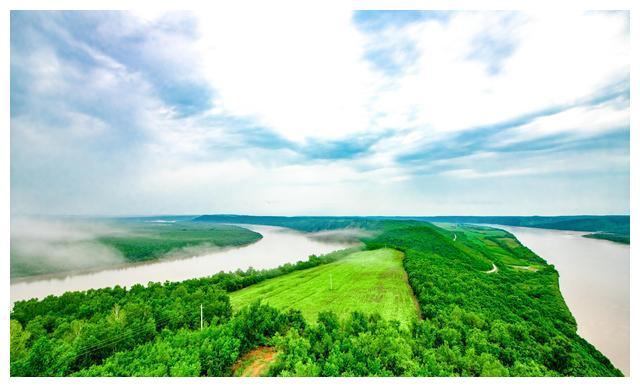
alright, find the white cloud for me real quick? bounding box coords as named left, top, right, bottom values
left=172, top=10, right=629, bottom=149
left=440, top=145, right=629, bottom=180
left=10, top=11, right=630, bottom=216
left=441, top=167, right=536, bottom=179
left=490, top=100, right=629, bottom=147
left=194, top=9, right=379, bottom=142
left=373, top=11, right=628, bottom=138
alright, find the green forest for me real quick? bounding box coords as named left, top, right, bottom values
left=97, top=222, right=262, bottom=263
left=393, top=215, right=630, bottom=244
left=10, top=220, right=622, bottom=376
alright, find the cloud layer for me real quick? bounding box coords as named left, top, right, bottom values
left=10, top=10, right=630, bottom=216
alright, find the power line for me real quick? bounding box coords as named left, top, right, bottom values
left=53, top=313, right=177, bottom=372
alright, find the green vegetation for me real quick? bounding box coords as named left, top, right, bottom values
left=364, top=222, right=620, bottom=376
left=232, top=347, right=278, bottom=376
left=583, top=232, right=630, bottom=244
left=97, top=222, right=262, bottom=262
left=194, top=214, right=386, bottom=232
left=195, top=214, right=631, bottom=244
left=231, top=248, right=418, bottom=325
left=10, top=218, right=622, bottom=377
left=403, top=215, right=630, bottom=244
left=10, top=279, right=232, bottom=376
left=9, top=246, right=358, bottom=376
left=73, top=302, right=304, bottom=376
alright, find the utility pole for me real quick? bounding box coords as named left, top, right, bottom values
left=200, top=304, right=203, bottom=331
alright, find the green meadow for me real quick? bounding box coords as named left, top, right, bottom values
left=230, top=248, right=418, bottom=325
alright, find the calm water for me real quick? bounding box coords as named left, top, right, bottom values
left=10, top=225, right=354, bottom=304
left=493, top=225, right=630, bottom=376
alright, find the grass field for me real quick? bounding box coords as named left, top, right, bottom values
left=434, top=223, right=547, bottom=272
left=230, top=248, right=419, bottom=325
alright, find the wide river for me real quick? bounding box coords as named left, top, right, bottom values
left=10, top=225, right=354, bottom=305
left=491, top=225, right=630, bottom=376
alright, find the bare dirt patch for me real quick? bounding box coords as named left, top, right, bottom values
left=232, top=346, right=277, bottom=377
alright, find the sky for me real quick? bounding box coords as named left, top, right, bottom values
left=10, top=10, right=630, bottom=216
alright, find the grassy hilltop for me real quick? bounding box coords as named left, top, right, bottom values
left=231, top=248, right=418, bottom=325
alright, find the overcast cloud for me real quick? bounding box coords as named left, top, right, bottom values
left=10, top=10, right=629, bottom=216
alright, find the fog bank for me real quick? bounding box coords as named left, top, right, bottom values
left=10, top=217, right=126, bottom=278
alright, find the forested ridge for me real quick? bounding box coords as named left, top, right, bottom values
left=10, top=220, right=621, bottom=376
left=392, top=215, right=630, bottom=244
left=365, top=223, right=620, bottom=376
left=195, top=214, right=630, bottom=244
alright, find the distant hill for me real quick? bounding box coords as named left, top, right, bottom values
left=396, top=215, right=629, bottom=234
left=389, top=216, right=629, bottom=244
left=193, top=214, right=630, bottom=244
left=193, top=214, right=385, bottom=232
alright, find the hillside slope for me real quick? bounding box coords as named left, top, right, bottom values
left=395, top=215, right=630, bottom=244
left=230, top=248, right=419, bottom=325
left=363, top=221, right=621, bottom=376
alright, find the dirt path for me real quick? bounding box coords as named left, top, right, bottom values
left=510, top=265, right=538, bottom=272
left=485, top=263, right=498, bottom=274
left=232, top=346, right=277, bottom=377
left=453, top=233, right=457, bottom=241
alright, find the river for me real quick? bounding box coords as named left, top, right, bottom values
left=491, top=225, right=630, bottom=376
left=10, top=225, right=354, bottom=305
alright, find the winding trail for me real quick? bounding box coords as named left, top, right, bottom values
left=484, top=263, right=498, bottom=274
left=453, top=233, right=457, bottom=241
left=510, top=265, right=537, bottom=271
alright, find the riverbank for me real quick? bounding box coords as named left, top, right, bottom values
left=492, top=225, right=630, bottom=375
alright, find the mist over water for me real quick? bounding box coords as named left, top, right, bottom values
left=10, top=225, right=356, bottom=304
left=493, top=225, right=630, bottom=376
left=306, top=228, right=375, bottom=243
left=10, top=217, right=128, bottom=277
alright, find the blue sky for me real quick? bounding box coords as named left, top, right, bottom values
left=10, top=10, right=629, bottom=216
